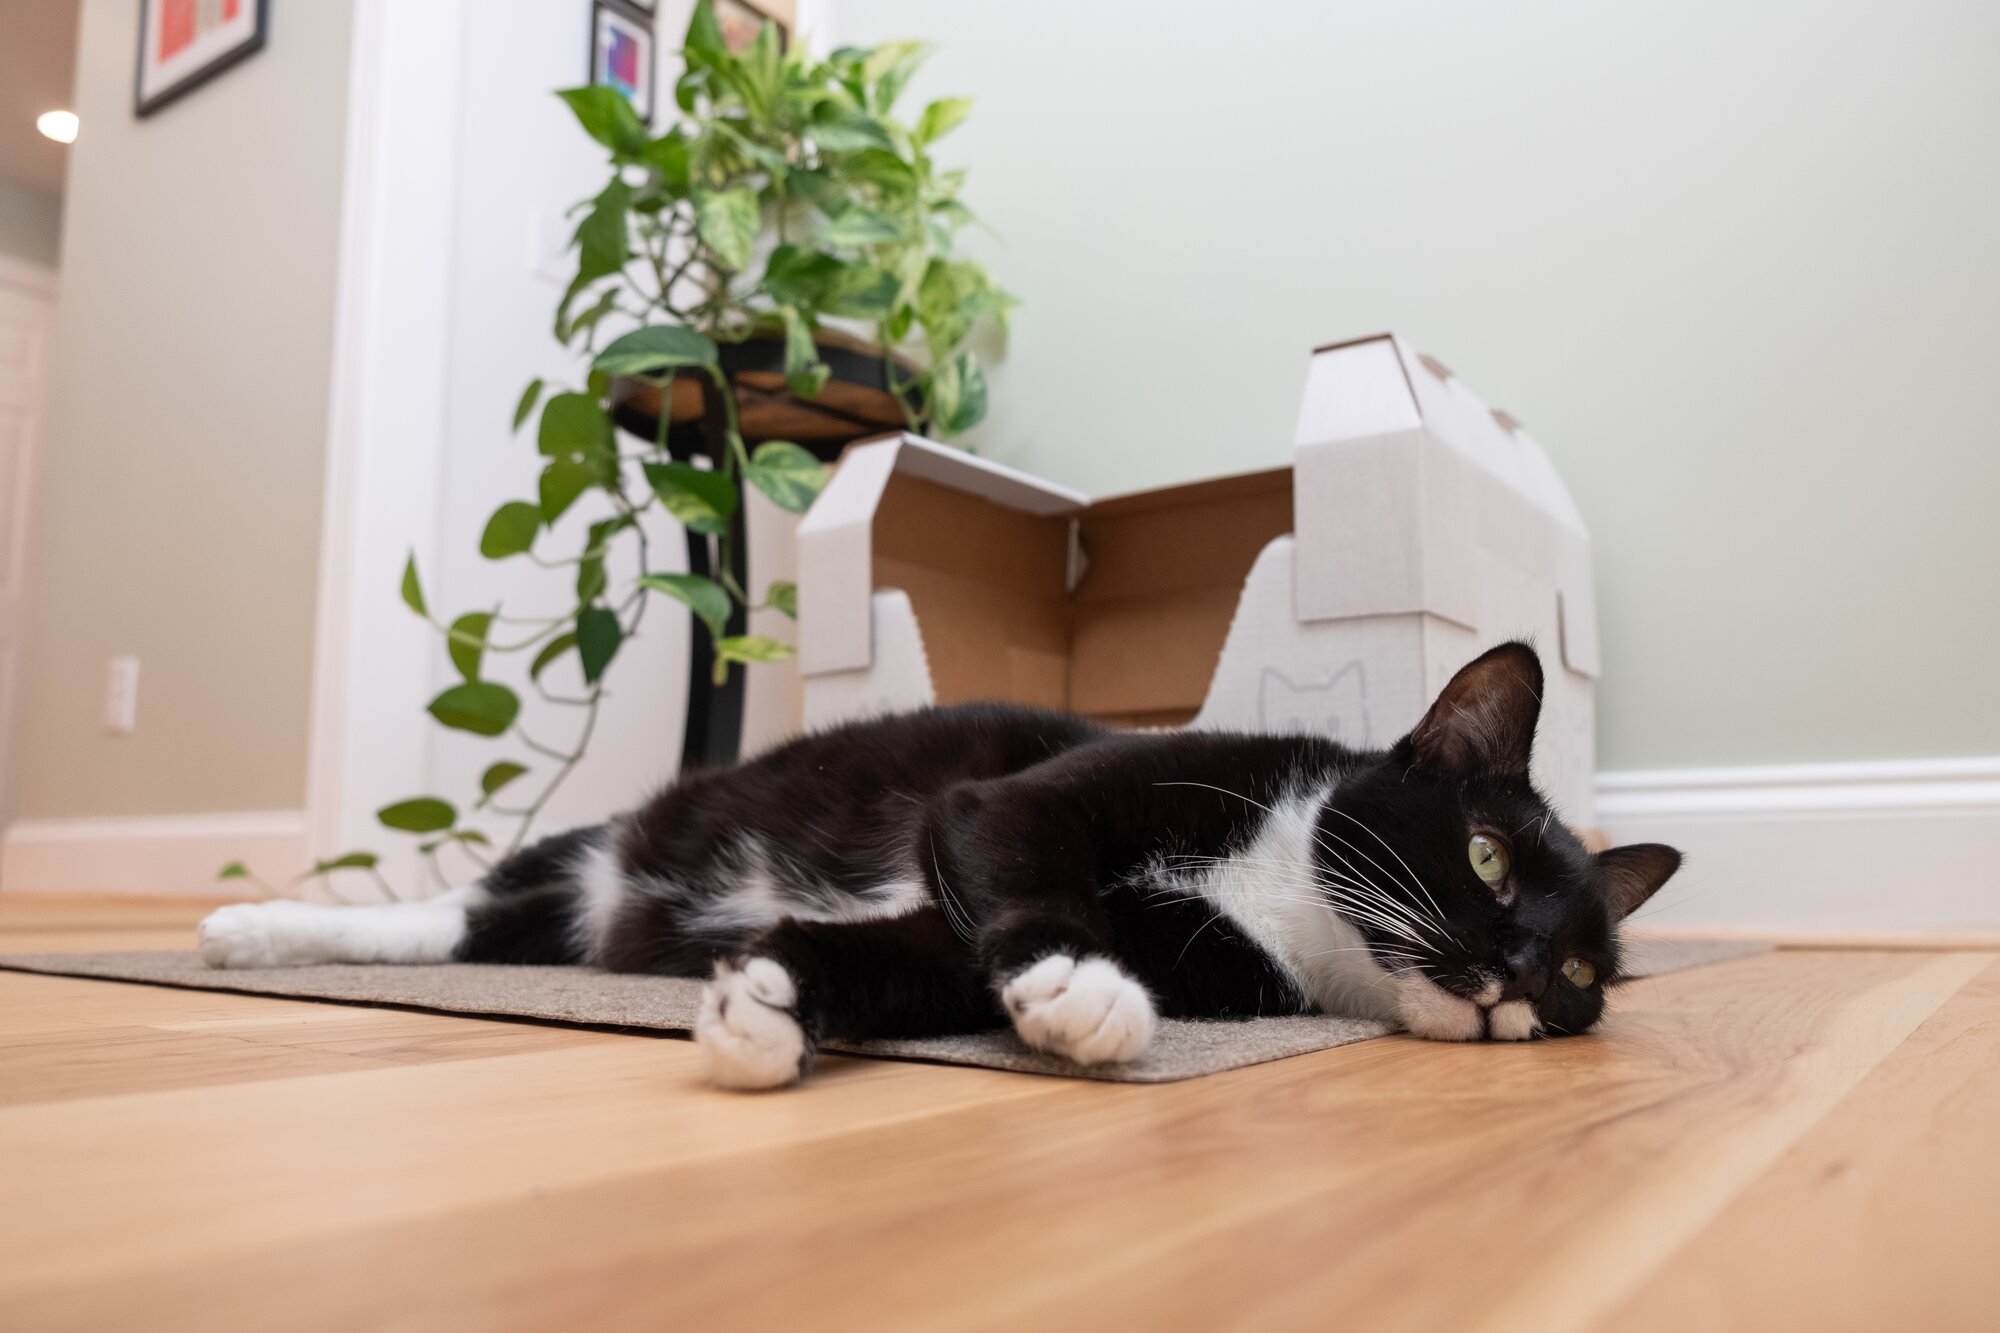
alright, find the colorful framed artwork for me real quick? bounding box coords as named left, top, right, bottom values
left=135, top=0, right=270, bottom=117
left=591, top=2, right=656, bottom=123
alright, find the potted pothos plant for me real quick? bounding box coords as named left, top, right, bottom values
left=222, top=2, right=1015, bottom=899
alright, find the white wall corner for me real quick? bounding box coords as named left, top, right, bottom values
left=0, top=812, right=303, bottom=898
left=1597, top=757, right=2000, bottom=944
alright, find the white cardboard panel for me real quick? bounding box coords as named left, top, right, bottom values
left=796, top=438, right=900, bottom=676
left=801, top=590, right=937, bottom=730
left=796, top=337, right=1599, bottom=828
left=1292, top=335, right=1422, bottom=445
left=1195, top=538, right=1432, bottom=749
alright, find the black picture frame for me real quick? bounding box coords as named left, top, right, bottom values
left=134, top=0, right=271, bottom=118
left=590, top=1, right=657, bottom=124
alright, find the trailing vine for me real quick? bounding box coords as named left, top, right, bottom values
left=222, top=1, right=1013, bottom=900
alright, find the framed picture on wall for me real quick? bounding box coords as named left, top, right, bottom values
left=591, top=2, right=656, bottom=123
left=134, top=0, right=270, bottom=117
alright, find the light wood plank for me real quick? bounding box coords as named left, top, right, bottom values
left=1609, top=958, right=2000, bottom=1331
left=2, top=897, right=1996, bottom=1332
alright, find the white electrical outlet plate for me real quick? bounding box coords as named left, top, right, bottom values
left=104, top=656, right=140, bottom=734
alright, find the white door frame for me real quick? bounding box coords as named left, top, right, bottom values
left=304, top=0, right=470, bottom=895
left=0, top=254, right=58, bottom=833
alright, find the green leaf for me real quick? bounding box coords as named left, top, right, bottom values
left=695, top=187, right=759, bottom=272
left=643, top=461, right=737, bottom=535
left=816, top=207, right=902, bottom=248
left=447, top=611, right=493, bottom=681
left=788, top=362, right=830, bottom=399
left=573, top=177, right=632, bottom=284
left=538, top=458, right=599, bottom=525
left=557, top=85, right=648, bottom=159
left=762, top=245, right=843, bottom=309
left=638, top=572, right=732, bottom=638
left=809, top=105, right=895, bottom=153
left=788, top=168, right=852, bottom=219
left=593, top=325, right=719, bottom=377
left=217, top=861, right=249, bottom=880
left=559, top=286, right=620, bottom=346
left=779, top=305, right=819, bottom=396
left=841, top=148, right=919, bottom=197
left=716, top=634, right=794, bottom=665
left=479, top=761, right=529, bottom=804
left=512, top=379, right=545, bottom=432
left=377, top=798, right=457, bottom=834
left=576, top=606, right=623, bottom=684
left=644, top=129, right=692, bottom=192
left=400, top=553, right=427, bottom=617
left=915, top=97, right=972, bottom=146
left=928, top=352, right=989, bottom=437
left=684, top=0, right=726, bottom=66
left=822, top=263, right=900, bottom=320
left=576, top=554, right=608, bottom=603
left=306, top=851, right=381, bottom=875
left=480, top=501, right=543, bottom=559
left=765, top=580, right=798, bottom=619
left=428, top=682, right=520, bottom=737
left=744, top=441, right=827, bottom=514
left=530, top=632, right=578, bottom=682
left=538, top=393, right=613, bottom=461
left=863, top=41, right=930, bottom=114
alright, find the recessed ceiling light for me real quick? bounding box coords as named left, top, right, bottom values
left=37, top=110, right=79, bottom=145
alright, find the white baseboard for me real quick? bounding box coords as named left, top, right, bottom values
left=0, top=760, right=1992, bottom=938
left=1597, top=758, right=2000, bottom=942
left=0, top=811, right=306, bottom=897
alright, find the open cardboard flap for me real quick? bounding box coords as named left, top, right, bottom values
left=795, top=335, right=1600, bottom=822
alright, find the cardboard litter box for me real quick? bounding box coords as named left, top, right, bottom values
left=794, top=334, right=1600, bottom=823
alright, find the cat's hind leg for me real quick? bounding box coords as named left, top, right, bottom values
left=695, top=905, right=996, bottom=1090
left=199, top=823, right=610, bottom=969
left=198, top=888, right=481, bottom=968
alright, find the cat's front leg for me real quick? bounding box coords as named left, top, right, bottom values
left=997, top=950, right=1157, bottom=1066
left=693, top=956, right=812, bottom=1090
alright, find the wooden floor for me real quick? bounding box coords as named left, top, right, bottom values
left=1, top=896, right=1995, bottom=1332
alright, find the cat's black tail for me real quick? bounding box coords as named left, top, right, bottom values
left=455, top=822, right=617, bottom=966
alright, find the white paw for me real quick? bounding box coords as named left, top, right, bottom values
left=1001, top=954, right=1157, bottom=1065
left=198, top=901, right=325, bottom=969
left=694, top=957, right=808, bottom=1091
left=1395, top=976, right=1484, bottom=1042
left=1487, top=999, right=1541, bottom=1041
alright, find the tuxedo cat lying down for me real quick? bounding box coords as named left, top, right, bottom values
left=199, top=642, right=1681, bottom=1089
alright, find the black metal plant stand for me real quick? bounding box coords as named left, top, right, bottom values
left=609, top=332, right=919, bottom=772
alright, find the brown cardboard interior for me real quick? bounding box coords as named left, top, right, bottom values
left=870, top=466, right=1294, bottom=725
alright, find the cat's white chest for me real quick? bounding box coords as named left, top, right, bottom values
left=1151, top=784, right=1402, bottom=1023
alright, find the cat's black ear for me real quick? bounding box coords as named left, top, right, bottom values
left=1404, top=641, right=1544, bottom=778
left=1594, top=843, right=1682, bottom=919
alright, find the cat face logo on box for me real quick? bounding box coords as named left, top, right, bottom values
left=200, top=640, right=1679, bottom=1090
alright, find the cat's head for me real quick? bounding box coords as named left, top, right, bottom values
left=1315, top=641, right=1680, bottom=1041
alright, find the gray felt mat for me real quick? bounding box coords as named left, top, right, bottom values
left=0, top=937, right=1770, bottom=1083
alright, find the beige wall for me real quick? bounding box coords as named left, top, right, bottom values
left=18, top=0, right=355, bottom=816
left=0, top=179, right=61, bottom=270
left=839, top=0, right=2000, bottom=769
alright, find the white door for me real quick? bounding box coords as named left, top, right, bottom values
left=0, top=258, right=56, bottom=827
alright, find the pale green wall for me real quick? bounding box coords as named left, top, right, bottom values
left=0, top=179, right=61, bottom=269
left=838, top=0, right=2000, bottom=769
left=19, top=0, right=356, bottom=816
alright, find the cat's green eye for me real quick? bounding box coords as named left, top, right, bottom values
left=1562, top=957, right=1597, bottom=988
left=1468, top=834, right=1509, bottom=885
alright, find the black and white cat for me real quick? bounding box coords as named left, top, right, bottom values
left=198, top=642, right=1681, bottom=1089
